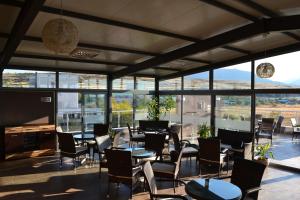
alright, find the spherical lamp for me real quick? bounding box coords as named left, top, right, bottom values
left=42, top=18, right=79, bottom=53
left=256, top=62, right=275, bottom=78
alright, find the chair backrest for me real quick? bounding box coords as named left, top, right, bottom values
left=261, top=118, right=275, bottom=131
left=231, top=159, right=266, bottom=199
left=95, top=135, right=112, bottom=153
left=198, top=138, right=221, bottom=163
left=105, top=148, right=133, bottom=178
left=112, top=132, right=121, bottom=148
left=145, top=133, right=166, bottom=155
left=143, top=161, right=158, bottom=196
left=276, top=116, right=284, bottom=131
left=57, top=132, right=76, bottom=153
left=93, top=123, right=109, bottom=137
left=169, top=126, right=181, bottom=152
left=127, top=123, right=134, bottom=138
left=291, top=118, right=297, bottom=127
left=168, top=124, right=181, bottom=139
left=139, top=120, right=169, bottom=132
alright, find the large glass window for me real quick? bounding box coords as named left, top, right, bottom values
left=214, top=62, right=251, bottom=90
left=113, top=76, right=134, bottom=90
left=159, top=77, right=182, bottom=90
left=183, top=95, right=211, bottom=143
left=134, top=95, right=153, bottom=123
left=136, top=77, right=155, bottom=90
left=255, top=51, right=300, bottom=89
left=215, top=95, right=251, bottom=132
left=57, top=92, right=106, bottom=132
left=59, top=72, right=107, bottom=89
left=159, top=95, right=181, bottom=124
left=184, top=72, right=209, bottom=90
left=112, top=92, right=133, bottom=128
left=3, top=69, right=55, bottom=88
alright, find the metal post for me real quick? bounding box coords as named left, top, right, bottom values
left=133, top=76, right=137, bottom=127
left=155, top=77, right=160, bottom=120
left=251, top=60, right=256, bottom=159
left=106, top=75, right=113, bottom=128
left=209, top=69, right=216, bottom=136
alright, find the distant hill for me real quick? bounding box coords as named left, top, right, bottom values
left=187, top=68, right=291, bottom=85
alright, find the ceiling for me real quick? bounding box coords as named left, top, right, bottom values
left=0, top=0, right=300, bottom=79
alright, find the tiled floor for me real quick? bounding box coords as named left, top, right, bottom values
left=0, top=155, right=300, bottom=200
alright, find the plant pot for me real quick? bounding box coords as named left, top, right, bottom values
left=254, top=157, right=270, bottom=166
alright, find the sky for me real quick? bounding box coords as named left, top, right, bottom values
left=227, top=51, right=300, bottom=83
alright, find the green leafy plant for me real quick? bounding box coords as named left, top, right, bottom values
left=147, top=97, right=160, bottom=120
left=256, top=143, right=274, bottom=160
left=197, top=123, right=211, bottom=139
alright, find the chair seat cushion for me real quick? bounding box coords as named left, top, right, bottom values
left=132, top=134, right=145, bottom=139
left=152, top=162, right=175, bottom=175
left=183, top=147, right=198, bottom=155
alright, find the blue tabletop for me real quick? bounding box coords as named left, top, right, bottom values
left=185, top=178, right=242, bottom=200
left=73, top=133, right=95, bottom=140
left=124, top=147, right=156, bottom=159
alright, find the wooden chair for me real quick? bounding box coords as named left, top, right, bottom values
left=197, top=138, right=228, bottom=177
left=256, top=118, right=275, bottom=144
left=105, top=148, right=142, bottom=199
left=151, top=144, right=185, bottom=193
left=220, top=159, right=266, bottom=200
left=57, top=132, right=88, bottom=169
left=291, top=118, right=300, bottom=140
left=143, top=161, right=188, bottom=200
left=127, top=123, right=145, bottom=147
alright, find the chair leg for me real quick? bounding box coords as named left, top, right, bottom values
left=173, top=180, right=176, bottom=194
left=59, top=156, right=63, bottom=168
left=106, top=182, right=110, bottom=198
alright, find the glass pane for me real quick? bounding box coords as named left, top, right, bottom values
left=57, top=92, right=82, bottom=132
left=59, top=72, right=107, bottom=89
left=136, top=77, right=155, bottom=90
left=183, top=95, right=211, bottom=144
left=135, top=95, right=153, bottom=123
left=215, top=96, right=251, bottom=132
left=159, top=95, right=181, bottom=124
left=159, top=77, right=181, bottom=90
left=112, top=92, right=133, bottom=128
left=3, top=69, right=55, bottom=88
left=113, top=76, right=134, bottom=90
left=255, top=51, right=300, bottom=89
left=83, top=93, right=106, bottom=131
left=184, top=72, right=209, bottom=90
left=214, top=62, right=251, bottom=90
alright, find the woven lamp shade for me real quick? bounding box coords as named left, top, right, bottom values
left=256, top=62, right=275, bottom=78
left=42, top=18, right=79, bottom=53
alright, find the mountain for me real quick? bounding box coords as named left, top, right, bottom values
left=186, top=69, right=286, bottom=84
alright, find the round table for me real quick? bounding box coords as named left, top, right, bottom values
left=73, top=133, right=95, bottom=140
left=185, top=178, right=242, bottom=200
left=124, top=147, right=156, bottom=159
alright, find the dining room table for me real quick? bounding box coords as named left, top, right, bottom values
left=185, top=178, right=242, bottom=200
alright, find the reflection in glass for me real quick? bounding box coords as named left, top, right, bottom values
left=215, top=96, right=251, bottom=132
left=184, top=72, right=209, bottom=90
left=3, top=69, right=56, bottom=88
left=59, top=72, right=107, bottom=89
left=214, top=62, right=251, bottom=90
left=159, top=95, right=181, bottom=124
left=159, top=77, right=181, bottom=90
left=113, top=76, right=134, bottom=90
left=183, top=95, right=211, bottom=144
left=112, top=92, right=133, bottom=127
left=136, top=77, right=155, bottom=90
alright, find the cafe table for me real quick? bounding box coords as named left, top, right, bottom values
left=123, top=147, right=156, bottom=159
left=185, top=178, right=242, bottom=200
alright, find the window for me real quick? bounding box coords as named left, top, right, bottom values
left=183, top=95, right=211, bottom=143
left=134, top=95, right=153, bottom=123
left=113, top=76, right=134, bottom=90
left=159, top=95, right=181, bottom=124
left=159, top=77, right=181, bottom=90
left=59, top=72, right=107, bottom=89
left=184, top=72, right=209, bottom=90
left=215, top=95, right=251, bottom=132
left=255, top=51, right=300, bottom=89
left=136, top=77, right=155, bottom=90
left=112, top=92, right=133, bottom=128
left=214, top=62, right=251, bottom=90
left=3, top=69, right=55, bottom=88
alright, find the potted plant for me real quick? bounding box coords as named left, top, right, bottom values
left=197, top=123, right=211, bottom=139
left=255, top=143, right=274, bottom=166
left=147, top=97, right=160, bottom=120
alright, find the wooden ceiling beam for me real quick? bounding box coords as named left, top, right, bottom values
left=112, top=15, right=300, bottom=79
left=0, top=0, right=45, bottom=67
